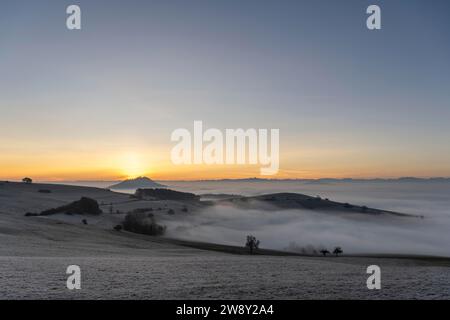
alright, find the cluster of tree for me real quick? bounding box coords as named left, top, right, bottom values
left=26, top=197, right=102, bottom=216
left=320, top=247, right=343, bottom=257
left=134, top=188, right=200, bottom=201
left=285, top=243, right=344, bottom=257
left=22, top=177, right=32, bottom=184
left=122, top=212, right=166, bottom=236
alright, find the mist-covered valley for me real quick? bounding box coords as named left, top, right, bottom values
left=54, top=179, right=450, bottom=257
left=158, top=180, right=450, bottom=257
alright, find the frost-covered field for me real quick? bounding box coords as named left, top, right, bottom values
left=1, top=181, right=450, bottom=299
left=1, top=255, right=449, bottom=300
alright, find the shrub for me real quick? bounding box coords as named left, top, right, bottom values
left=113, top=225, right=123, bottom=231
left=122, top=212, right=166, bottom=236
left=39, top=197, right=102, bottom=216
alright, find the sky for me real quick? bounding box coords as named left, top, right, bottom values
left=0, top=0, right=449, bottom=181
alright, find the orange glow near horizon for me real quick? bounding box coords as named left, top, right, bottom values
left=1, top=146, right=449, bottom=181
left=1, top=162, right=448, bottom=182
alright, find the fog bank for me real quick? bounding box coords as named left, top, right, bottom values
left=164, top=181, right=450, bottom=256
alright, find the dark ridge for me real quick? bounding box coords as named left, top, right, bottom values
left=218, top=192, right=422, bottom=218
left=26, top=197, right=102, bottom=216
left=134, top=188, right=200, bottom=201
left=109, top=176, right=166, bottom=189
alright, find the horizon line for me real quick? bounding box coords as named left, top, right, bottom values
left=3, top=176, right=450, bottom=183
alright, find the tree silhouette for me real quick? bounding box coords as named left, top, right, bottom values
left=245, top=235, right=260, bottom=254
left=333, top=247, right=343, bottom=257
left=320, top=249, right=330, bottom=257
left=22, top=177, right=32, bottom=184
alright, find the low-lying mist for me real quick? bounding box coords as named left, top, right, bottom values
left=163, top=181, right=450, bottom=257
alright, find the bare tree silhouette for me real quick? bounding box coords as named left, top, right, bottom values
left=245, top=235, right=260, bottom=254
left=333, top=247, right=343, bottom=257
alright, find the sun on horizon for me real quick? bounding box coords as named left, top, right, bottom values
left=117, top=153, right=152, bottom=180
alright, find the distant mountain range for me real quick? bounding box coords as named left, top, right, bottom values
left=108, top=177, right=166, bottom=189
left=161, top=177, right=450, bottom=183
left=32, top=177, right=450, bottom=187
